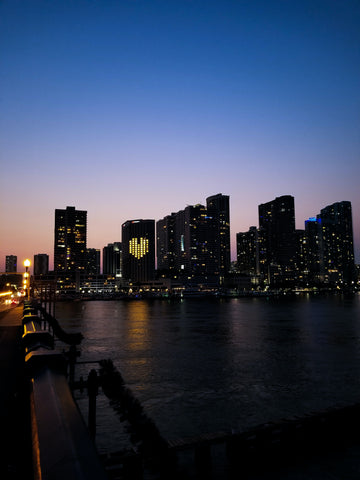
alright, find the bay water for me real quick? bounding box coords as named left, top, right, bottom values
left=55, top=294, right=360, bottom=454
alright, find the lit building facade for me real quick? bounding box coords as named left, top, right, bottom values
left=122, top=220, right=155, bottom=283
left=318, top=201, right=355, bottom=285
left=54, top=206, right=87, bottom=273
left=206, top=193, right=231, bottom=279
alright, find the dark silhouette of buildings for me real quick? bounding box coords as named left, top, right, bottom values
left=5, top=255, right=17, bottom=272
left=86, top=248, right=100, bottom=275
left=103, top=242, right=122, bottom=278
left=237, top=226, right=259, bottom=276
left=122, top=220, right=155, bottom=283
left=54, top=206, right=87, bottom=273
left=236, top=197, right=356, bottom=289
left=156, top=214, right=177, bottom=275
left=156, top=193, right=231, bottom=285
left=258, top=195, right=296, bottom=285
left=34, top=254, right=49, bottom=276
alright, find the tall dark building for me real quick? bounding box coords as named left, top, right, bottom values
left=318, top=201, right=355, bottom=284
left=86, top=248, right=100, bottom=275
left=183, top=204, right=216, bottom=281
left=258, top=195, right=296, bottom=285
left=156, top=214, right=177, bottom=275
left=122, top=220, right=155, bottom=283
left=206, top=193, right=231, bottom=279
left=304, top=217, right=321, bottom=283
left=34, top=254, right=49, bottom=276
left=5, top=255, right=17, bottom=272
left=103, top=242, right=122, bottom=277
left=236, top=227, right=258, bottom=275
left=54, top=206, right=87, bottom=273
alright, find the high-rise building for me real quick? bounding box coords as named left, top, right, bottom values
left=258, top=195, right=296, bottom=285
left=54, top=206, right=87, bottom=273
left=103, top=242, right=122, bottom=277
left=183, top=204, right=216, bottom=280
left=304, top=217, right=322, bottom=284
left=5, top=255, right=17, bottom=272
left=156, top=214, right=177, bottom=275
left=86, top=248, right=100, bottom=275
left=236, top=227, right=258, bottom=275
left=34, top=254, right=49, bottom=276
left=206, top=193, right=231, bottom=278
left=122, top=220, right=155, bottom=283
left=318, top=201, right=355, bottom=284
left=156, top=194, right=231, bottom=284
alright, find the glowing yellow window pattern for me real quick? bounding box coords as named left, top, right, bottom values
left=129, top=237, right=149, bottom=259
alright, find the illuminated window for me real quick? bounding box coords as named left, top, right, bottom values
left=129, top=237, right=149, bottom=259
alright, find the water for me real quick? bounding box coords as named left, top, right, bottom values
left=54, top=294, right=360, bottom=454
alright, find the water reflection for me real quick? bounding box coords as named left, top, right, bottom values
left=55, top=295, right=360, bottom=442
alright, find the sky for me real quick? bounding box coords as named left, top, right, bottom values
left=1, top=0, right=359, bottom=272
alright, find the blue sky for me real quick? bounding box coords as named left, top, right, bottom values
left=1, top=0, right=359, bottom=270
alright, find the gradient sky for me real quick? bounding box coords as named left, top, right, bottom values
left=1, top=0, right=359, bottom=272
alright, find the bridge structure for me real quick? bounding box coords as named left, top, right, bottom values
left=1, top=297, right=360, bottom=479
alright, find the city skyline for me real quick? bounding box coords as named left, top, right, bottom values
left=1, top=1, right=359, bottom=270
left=0, top=194, right=357, bottom=273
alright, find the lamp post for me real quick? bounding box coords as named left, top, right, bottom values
left=24, top=259, right=31, bottom=301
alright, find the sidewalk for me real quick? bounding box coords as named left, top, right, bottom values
left=0, top=305, right=31, bottom=479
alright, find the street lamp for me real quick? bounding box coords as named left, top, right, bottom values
left=24, top=259, right=31, bottom=301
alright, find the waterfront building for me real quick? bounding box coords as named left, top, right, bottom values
left=54, top=206, right=87, bottom=273
left=103, top=242, right=122, bottom=278
left=304, top=217, right=322, bottom=284
left=183, top=204, right=216, bottom=281
left=33, top=254, right=49, bottom=276
left=86, top=248, right=100, bottom=275
left=122, top=220, right=155, bottom=283
left=206, top=193, right=231, bottom=279
left=156, top=214, right=177, bottom=276
left=293, top=229, right=309, bottom=285
left=5, top=255, right=17, bottom=272
left=317, top=201, right=355, bottom=285
left=258, top=195, right=296, bottom=286
left=236, top=226, right=259, bottom=276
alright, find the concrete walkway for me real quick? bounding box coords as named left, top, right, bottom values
left=0, top=305, right=31, bottom=479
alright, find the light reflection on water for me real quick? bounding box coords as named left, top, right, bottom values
left=55, top=295, right=360, bottom=450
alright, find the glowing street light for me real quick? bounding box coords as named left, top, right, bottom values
left=24, top=259, right=31, bottom=300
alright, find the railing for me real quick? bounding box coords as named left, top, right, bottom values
left=22, top=301, right=107, bottom=480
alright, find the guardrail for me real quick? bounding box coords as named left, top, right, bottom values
left=22, top=301, right=108, bottom=480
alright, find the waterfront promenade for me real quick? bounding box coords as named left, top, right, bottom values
left=0, top=305, right=30, bottom=479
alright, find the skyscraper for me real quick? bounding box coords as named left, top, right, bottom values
left=183, top=204, right=215, bottom=280
left=5, top=255, right=17, bottom=272
left=34, top=254, right=49, bottom=276
left=122, top=220, right=155, bottom=283
left=318, top=201, right=355, bottom=284
left=156, top=214, right=177, bottom=275
left=103, top=242, right=122, bottom=277
left=258, top=195, right=296, bottom=285
left=236, top=227, right=258, bottom=276
left=206, top=193, right=231, bottom=279
left=86, top=248, right=100, bottom=275
left=54, top=206, right=87, bottom=273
